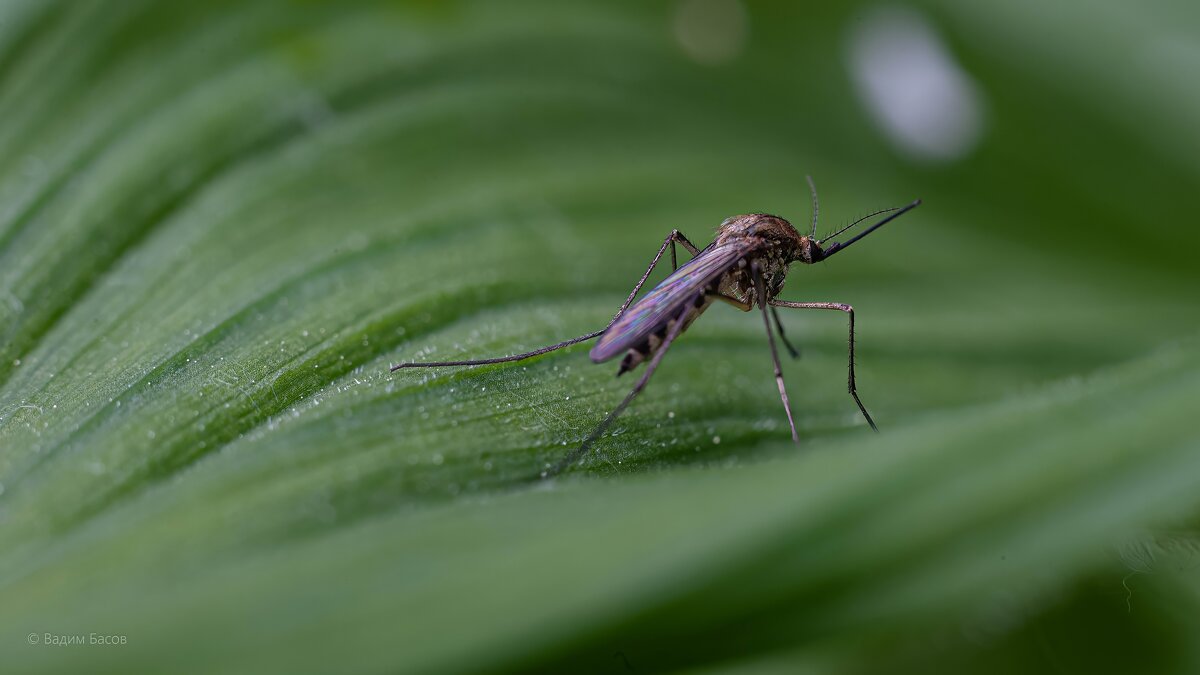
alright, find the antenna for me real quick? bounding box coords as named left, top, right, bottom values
left=805, top=175, right=819, bottom=239
left=818, top=199, right=922, bottom=259
left=821, top=206, right=901, bottom=243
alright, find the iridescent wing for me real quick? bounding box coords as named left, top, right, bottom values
left=590, top=241, right=752, bottom=363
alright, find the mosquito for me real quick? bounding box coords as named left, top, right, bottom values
left=392, top=178, right=921, bottom=476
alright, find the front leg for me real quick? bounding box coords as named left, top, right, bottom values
left=769, top=300, right=877, bottom=431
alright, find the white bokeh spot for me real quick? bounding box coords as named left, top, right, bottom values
left=847, top=6, right=986, bottom=162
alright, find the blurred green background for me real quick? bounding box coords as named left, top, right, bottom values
left=1, top=1, right=1198, bottom=673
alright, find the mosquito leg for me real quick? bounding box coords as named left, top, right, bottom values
left=390, top=330, right=605, bottom=370
left=610, top=229, right=697, bottom=325
left=670, top=230, right=701, bottom=271
left=770, top=305, right=801, bottom=359
left=544, top=306, right=690, bottom=477
left=392, top=230, right=697, bottom=371
left=769, top=300, right=877, bottom=431
left=675, top=230, right=702, bottom=256
left=704, top=291, right=800, bottom=424
left=753, top=262, right=800, bottom=443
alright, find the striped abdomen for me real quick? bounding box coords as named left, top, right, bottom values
left=615, top=289, right=715, bottom=375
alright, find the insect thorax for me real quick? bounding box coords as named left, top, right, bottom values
left=617, top=293, right=712, bottom=375
left=714, top=214, right=802, bottom=302
left=616, top=216, right=802, bottom=375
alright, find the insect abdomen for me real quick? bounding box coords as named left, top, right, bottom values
left=617, top=294, right=712, bottom=376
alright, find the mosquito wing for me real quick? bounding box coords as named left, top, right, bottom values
left=590, top=241, right=751, bottom=363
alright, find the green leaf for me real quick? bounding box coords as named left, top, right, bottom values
left=2, top=1, right=1198, bottom=672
